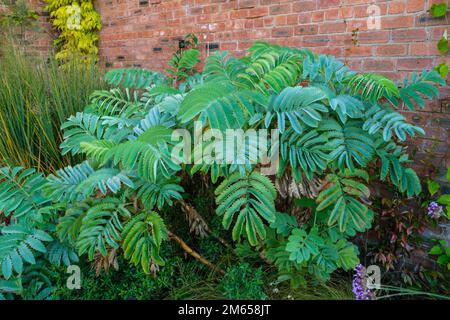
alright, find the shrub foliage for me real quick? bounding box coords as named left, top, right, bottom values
left=0, top=40, right=444, bottom=298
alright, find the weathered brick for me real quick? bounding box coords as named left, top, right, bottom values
left=238, top=0, right=258, bottom=9
left=392, top=29, right=427, bottom=42
left=363, top=59, right=396, bottom=71
left=303, top=35, right=330, bottom=47
left=318, top=0, right=339, bottom=9
left=376, top=44, right=407, bottom=56
left=247, top=7, right=269, bottom=18
left=344, top=46, right=373, bottom=57
left=406, top=0, right=425, bottom=13
left=270, top=4, right=291, bottom=15
left=272, top=27, right=293, bottom=38
left=415, top=14, right=448, bottom=27
left=311, top=11, right=324, bottom=22
left=292, top=1, right=316, bottom=12
left=295, top=24, right=318, bottom=35
left=319, top=21, right=347, bottom=34
left=410, top=43, right=440, bottom=56
left=357, top=30, right=390, bottom=44
left=388, top=1, right=406, bottom=14
left=397, top=58, right=434, bottom=70
left=380, top=16, right=414, bottom=29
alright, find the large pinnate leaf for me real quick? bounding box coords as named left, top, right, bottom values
left=178, top=82, right=250, bottom=130
left=0, top=225, right=52, bottom=280
left=316, top=171, right=372, bottom=233
left=215, top=171, right=277, bottom=245
left=122, top=212, right=168, bottom=274
left=264, top=86, right=328, bottom=133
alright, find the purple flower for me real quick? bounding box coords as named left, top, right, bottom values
left=352, top=264, right=375, bottom=300
left=427, top=201, right=442, bottom=219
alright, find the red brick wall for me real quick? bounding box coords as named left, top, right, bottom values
left=98, top=1, right=449, bottom=79
left=5, top=0, right=450, bottom=177
left=97, top=0, right=449, bottom=177
left=0, top=0, right=53, bottom=54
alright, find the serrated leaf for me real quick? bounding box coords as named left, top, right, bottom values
left=429, top=3, right=448, bottom=17
left=427, top=180, right=440, bottom=196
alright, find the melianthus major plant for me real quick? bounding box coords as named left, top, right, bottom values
left=0, top=40, right=445, bottom=298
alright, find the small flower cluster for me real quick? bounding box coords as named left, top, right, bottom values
left=427, top=201, right=442, bottom=219
left=352, top=264, right=375, bottom=300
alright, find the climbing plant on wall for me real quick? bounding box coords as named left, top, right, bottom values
left=44, top=0, right=101, bottom=62
left=429, top=2, right=449, bottom=78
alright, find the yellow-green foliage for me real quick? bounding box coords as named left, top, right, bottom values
left=44, top=0, right=101, bottom=62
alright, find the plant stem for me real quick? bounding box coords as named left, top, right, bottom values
left=168, top=231, right=225, bottom=275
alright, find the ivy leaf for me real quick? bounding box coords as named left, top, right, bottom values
left=437, top=255, right=449, bottom=265
left=437, top=194, right=450, bottom=205
left=429, top=245, right=443, bottom=255
left=435, top=63, right=449, bottom=79
left=427, top=180, right=440, bottom=196
left=437, top=37, right=449, bottom=54
left=429, top=3, right=448, bottom=17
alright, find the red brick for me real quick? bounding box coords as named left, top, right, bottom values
left=340, top=7, right=354, bottom=19
left=407, top=0, right=425, bottom=13
left=286, top=14, right=299, bottom=25
left=292, top=1, right=316, bottom=12
left=347, top=59, right=362, bottom=71
left=431, top=27, right=450, bottom=41
left=376, top=44, right=407, bottom=56
left=324, top=9, right=340, bottom=21
left=220, top=42, right=238, bottom=50
left=272, top=27, right=294, bottom=38
left=354, top=3, right=387, bottom=18
left=311, top=11, right=324, bottom=22
left=388, top=1, right=406, bottom=14
left=230, top=9, right=247, bottom=19
left=298, top=12, right=311, bottom=24
left=238, top=0, right=258, bottom=9
left=409, top=43, right=440, bottom=56
left=380, top=16, right=414, bottom=29
left=344, top=46, right=373, bottom=57
left=295, top=24, right=318, bottom=35
left=358, top=31, right=390, bottom=44
left=274, top=15, right=287, bottom=25
left=313, top=47, right=343, bottom=56
left=319, top=21, right=347, bottom=34
left=247, top=7, right=269, bottom=18
left=392, top=29, right=427, bottom=42
left=303, top=35, right=330, bottom=47
left=346, top=19, right=369, bottom=32
left=415, top=13, right=448, bottom=27
left=397, top=58, right=434, bottom=70
left=329, top=34, right=353, bottom=46
left=363, top=59, right=396, bottom=71
left=263, top=16, right=274, bottom=26
left=270, top=4, right=291, bottom=15
left=318, top=0, right=339, bottom=9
